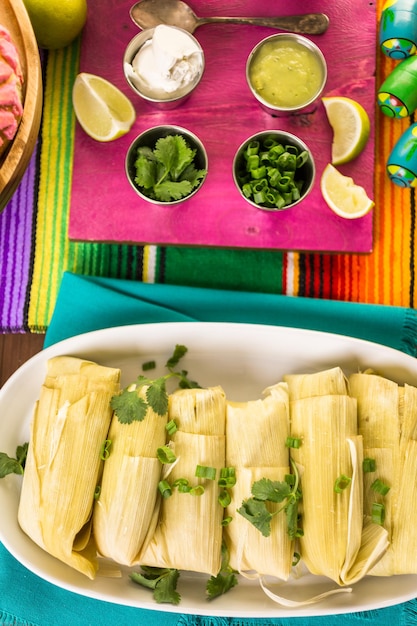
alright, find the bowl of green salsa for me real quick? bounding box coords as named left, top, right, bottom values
left=246, top=33, right=327, bottom=115
left=233, top=130, right=315, bottom=211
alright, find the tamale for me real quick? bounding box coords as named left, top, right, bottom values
left=391, top=439, right=417, bottom=573
left=93, top=385, right=167, bottom=566
left=140, top=386, right=226, bottom=576
left=226, top=383, right=289, bottom=468
left=287, top=368, right=388, bottom=585
left=18, top=356, right=120, bottom=579
left=224, top=383, right=293, bottom=580
left=349, top=372, right=417, bottom=576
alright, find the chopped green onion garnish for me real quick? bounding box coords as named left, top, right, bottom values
left=142, top=360, right=156, bottom=371
left=218, top=467, right=236, bottom=488
left=165, top=419, right=178, bottom=435
left=371, top=478, right=390, bottom=496
left=158, top=480, right=172, bottom=499
left=178, top=482, right=191, bottom=493
left=285, top=436, right=302, bottom=449
left=221, top=516, right=233, bottom=526
left=292, top=552, right=301, bottom=567
left=218, top=489, right=231, bottom=508
left=247, top=140, right=260, bottom=155
left=195, top=465, right=217, bottom=480
left=172, top=478, right=189, bottom=488
left=372, top=502, right=386, bottom=525
left=100, top=439, right=112, bottom=460
left=334, top=474, right=352, bottom=493
left=94, top=485, right=101, bottom=500
left=190, top=485, right=205, bottom=496
left=157, top=446, right=176, bottom=464
left=237, top=135, right=308, bottom=210
left=363, top=458, right=376, bottom=473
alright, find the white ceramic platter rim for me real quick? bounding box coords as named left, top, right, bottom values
left=1, top=322, right=416, bottom=618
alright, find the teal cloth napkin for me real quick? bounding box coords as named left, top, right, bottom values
left=44, top=272, right=417, bottom=353
left=2, top=271, right=417, bottom=626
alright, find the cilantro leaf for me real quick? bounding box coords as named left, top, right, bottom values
left=112, top=345, right=200, bottom=424
left=237, top=498, right=273, bottom=537
left=286, top=498, right=303, bottom=540
left=16, top=443, right=28, bottom=467
left=206, top=571, right=238, bottom=600
left=180, top=163, right=206, bottom=189
left=166, top=345, right=188, bottom=369
left=146, top=378, right=168, bottom=416
left=133, top=135, right=207, bottom=202
left=206, top=541, right=238, bottom=600
left=154, top=180, right=192, bottom=202
left=0, top=443, right=28, bottom=478
left=136, top=146, right=156, bottom=160
left=154, top=135, right=179, bottom=175
left=131, top=567, right=181, bottom=605
left=238, top=462, right=302, bottom=539
left=134, top=155, right=157, bottom=190
left=153, top=569, right=181, bottom=604
left=251, top=477, right=291, bottom=503
left=110, top=389, right=148, bottom=424
left=154, top=135, right=195, bottom=180
left=178, top=374, right=200, bottom=389
left=165, top=346, right=200, bottom=388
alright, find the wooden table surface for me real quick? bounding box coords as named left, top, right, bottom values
left=0, top=333, right=45, bottom=387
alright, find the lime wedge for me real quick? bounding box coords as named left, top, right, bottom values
left=320, top=164, right=374, bottom=219
left=322, top=96, right=370, bottom=165
left=72, top=73, right=136, bottom=142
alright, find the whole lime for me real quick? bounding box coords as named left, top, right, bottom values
left=23, top=0, right=87, bottom=50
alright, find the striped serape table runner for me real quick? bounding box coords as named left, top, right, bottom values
left=0, top=0, right=415, bottom=333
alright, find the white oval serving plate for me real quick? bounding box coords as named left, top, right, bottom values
left=1, top=322, right=416, bottom=618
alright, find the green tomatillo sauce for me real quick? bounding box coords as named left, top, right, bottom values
left=249, top=39, right=324, bottom=109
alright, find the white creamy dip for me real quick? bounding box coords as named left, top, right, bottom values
left=127, top=25, right=203, bottom=100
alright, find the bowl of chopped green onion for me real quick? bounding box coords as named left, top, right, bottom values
left=232, top=130, right=315, bottom=211
left=125, top=125, right=208, bottom=205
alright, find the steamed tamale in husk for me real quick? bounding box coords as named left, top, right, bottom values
left=285, top=367, right=389, bottom=585
left=93, top=385, right=168, bottom=566
left=349, top=371, right=417, bottom=576
left=18, top=356, right=120, bottom=579
left=140, top=386, right=226, bottom=576
left=224, top=383, right=293, bottom=580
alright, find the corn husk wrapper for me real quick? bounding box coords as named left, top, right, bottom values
left=141, top=386, right=226, bottom=575
left=18, top=356, right=120, bottom=579
left=285, top=366, right=349, bottom=400
left=226, top=383, right=289, bottom=468
left=93, top=385, right=167, bottom=566
left=168, top=385, right=226, bottom=435
left=349, top=372, right=417, bottom=575
left=224, top=383, right=292, bottom=580
left=288, top=368, right=388, bottom=585
left=391, top=439, right=417, bottom=573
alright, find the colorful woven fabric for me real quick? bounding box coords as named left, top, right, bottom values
left=0, top=0, right=415, bottom=333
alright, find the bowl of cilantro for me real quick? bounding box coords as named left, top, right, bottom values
left=125, top=125, right=208, bottom=205
left=232, top=130, right=315, bottom=211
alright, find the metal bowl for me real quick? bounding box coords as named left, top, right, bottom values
left=125, top=125, right=208, bottom=205
left=246, top=33, right=327, bottom=116
left=123, top=26, right=204, bottom=110
left=233, top=130, right=315, bottom=211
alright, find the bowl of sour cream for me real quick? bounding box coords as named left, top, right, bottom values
left=123, top=25, right=205, bottom=109
left=246, top=33, right=327, bottom=115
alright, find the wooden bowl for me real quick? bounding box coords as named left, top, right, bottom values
left=0, top=0, right=42, bottom=212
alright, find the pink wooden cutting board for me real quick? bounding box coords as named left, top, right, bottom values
left=69, top=0, right=376, bottom=252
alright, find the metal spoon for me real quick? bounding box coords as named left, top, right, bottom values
left=130, top=0, right=330, bottom=36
